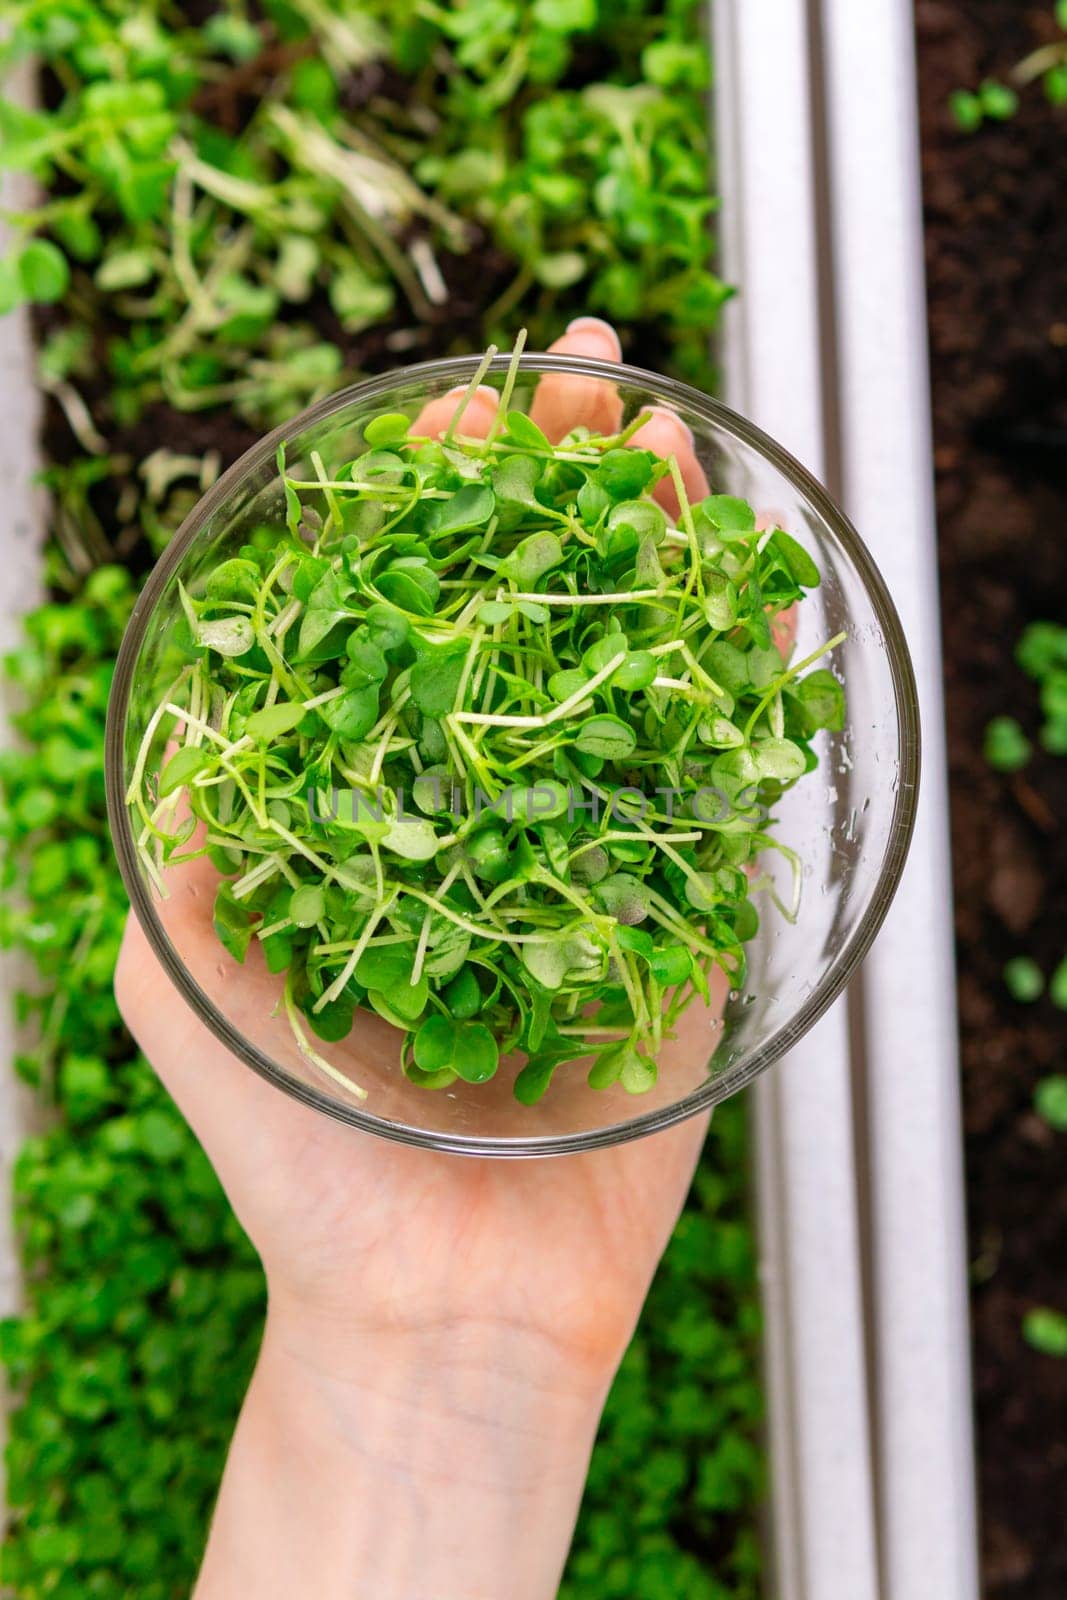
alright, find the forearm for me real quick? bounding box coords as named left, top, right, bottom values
left=194, top=1307, right=609, bottom=1600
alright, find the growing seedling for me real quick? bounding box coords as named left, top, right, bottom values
left=1023, top=1306, right=1067, bottom=1358
left=1003, top=956, right=1045, bottom=1002
left=951, top=1, right=1067, bottom=129
left=1035, top=1075, right=1067, bottom=1131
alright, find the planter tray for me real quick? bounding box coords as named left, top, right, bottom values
left=712, top=3, right=980, bottom=1596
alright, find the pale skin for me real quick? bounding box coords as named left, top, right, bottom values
left=116, top=318, right=739, bottom=1600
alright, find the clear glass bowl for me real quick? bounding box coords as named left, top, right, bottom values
left=106, top=353, right=919, bottom=1156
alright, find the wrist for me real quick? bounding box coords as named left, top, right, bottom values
left=196, top=1301, right=608, bottom=1600
left=261, top=1293, right=610, bottom=1491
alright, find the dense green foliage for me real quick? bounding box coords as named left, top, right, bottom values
left=139, top=390, right=837, bottom=1105
left=0, top=3, right=763, bottom=1595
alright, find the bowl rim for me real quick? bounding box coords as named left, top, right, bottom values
left=105, top=350, right=921, bottom=1157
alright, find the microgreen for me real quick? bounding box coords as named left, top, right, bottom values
left=951, top=3, right=1067, bottom=130
left=1035, top=1075, right=1067, bottom=1131
left=132, top=344, right=844, bottom=1105
left=984, top=621, right=1067, bottom=770
left=1023, top=1306, right=1067, bottom=1358
left=1003, top=956, right=1045, bottom=1003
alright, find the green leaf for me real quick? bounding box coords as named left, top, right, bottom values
left=1023, top=1307, right=1067, bottom=1358
left=429, top=484, right=495, bottom=534
left=648, top=945, right=693, bottom=986
left=414, top=1014, right=498, bottom=1083
left=307, top=998, right=355, bottom=1043
left=342, top=637, right=389, bottom=690
left=595, top=873, right=651, bottom=925
left=1003, top=956, right=1044, bottom=1004
left=194, top=616, right=256, bottom=657
left=984, top=716, right=1031, bottom=773
left=522, top=940, right=570, bottom=990
left=575, top=715, right=636, bottom=760
left=794, top=669, right=845, bottom=734
left=381, top=817, right=438, bottom=861
left=504, top=412, right=552, bottom=451
left=1034, top=1075, right=1067, bottom=1132
left=206, top=559, right=261, bottom=601
left=752, top=738, right=806, bottom=783
left=949, top=89, right=983, bottom=133
left=289, top=885, right=325, bottom=928
left=377, top=564, right=439, bottom=616
left=619, top=1047, right=657, bottom=1094
left=978, top=78, right=1019, bottom=121
left=442, top=967, right=482, bottom=1020
left=498, top=530, right=564, bottom=587
left=320, top=686, right=379, bottom=740
left=533, top=0, right=596, bottom=30
left=364, top=412, right=411, bottom=447
left=17, top=239, right=70, bottom=304
left=699, top=495, right=756, bottom=539
left=95, top=249, right=155, bottom=292
left=159, top=745, right=212, bottom=796
left=596, top=448, right=655, bottom=500
left=614, top=651, right=657, bottom=691
left=364, top=604, right=411, bottom=657
left=498, top=780, right=570, bottom=824
left=245, top=702, right=305, bottom=740
left=410, top=642, right=467, bottom=715
left=771, top=530, right=821, bottom=588
left=213, top=884, right=254, bottom=964
left=492, top=454, right=543, bottom=514
left=369, top=973, right=428, bottom=1023
left=512, top=1055, right=560, bottom=1105
left=355, top=946, right=414, bottom=992
left=703, top=574, right=738, bottom=630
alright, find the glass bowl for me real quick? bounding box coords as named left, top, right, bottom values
left=105, top=353, right=919, bottom=1157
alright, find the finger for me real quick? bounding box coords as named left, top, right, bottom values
left=628, top=407, right=709, bottom=517
left=529, top=318, right=624, bottom=442
left=410, top=383, right=500, bottom=441
left=771, top=605, right=798, bottom=660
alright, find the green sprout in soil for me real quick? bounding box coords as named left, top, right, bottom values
left=984, top=621, right=1067, bottom=772
left=951, top=0, right=1067, bottom=130
left=128, top=348, right=844, bottom=1105
left=984, top=716, right=1031, bottom=774
left=1003, top=955, right=1045, bottom=1003
left=1023, top=1306, right=1067, bottom=1358
left=1035, top=1074, right=1067, bottom=1131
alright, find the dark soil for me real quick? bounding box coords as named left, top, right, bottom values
left=915, top=4, right=1067, bottom=1595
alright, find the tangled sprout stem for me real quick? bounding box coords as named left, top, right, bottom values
left=128, top=350, right=845, bottom=1104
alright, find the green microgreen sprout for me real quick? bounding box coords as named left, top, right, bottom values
left=1034, top=1075, right=1067, bottom=1131
left=1023, top=1306, right=1067, bottom=1358
left=127, top=341, right=845, bottom=1104
left=1003, top=955, right=1045, bottom=1003
left=951, top=1, right=1067, bottom=130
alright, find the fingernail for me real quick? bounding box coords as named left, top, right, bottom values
left=642, top=405, right=695, bottom=446
left=565, top=316, right=622, bottom=357
left=444, top=383, right=499, bottom=401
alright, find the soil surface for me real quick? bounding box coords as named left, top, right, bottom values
left=915, top=4, right=1067, bottom=1595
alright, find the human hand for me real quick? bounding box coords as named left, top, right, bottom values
left=116, top=317, right=720, bottom=1600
